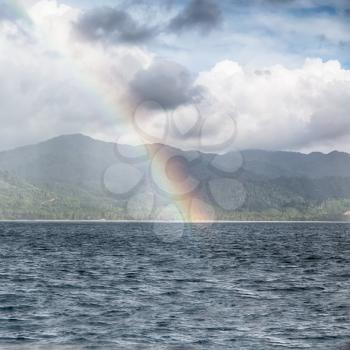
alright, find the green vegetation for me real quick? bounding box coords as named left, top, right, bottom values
left=1, top=168, right=349, bottom=221
left=0, top=134, right=349, bottom=221
left=218, top=199, right=350, bottom=221
left=0, top=170, right=124, bottom=220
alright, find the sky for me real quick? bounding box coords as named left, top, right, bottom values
left=0, top=0, right=349, bottom=153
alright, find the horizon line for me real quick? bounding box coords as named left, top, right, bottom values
left=0, top=219, right=349, bottom=224
left=1, top=132, right=348, bottom=157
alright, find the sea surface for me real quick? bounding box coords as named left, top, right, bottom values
left=0, top=222, right=349, bottom=350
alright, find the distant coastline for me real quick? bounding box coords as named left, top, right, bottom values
left=0, top=219, right=349, bottom=224
left=1, top=134, right=350, bottom=222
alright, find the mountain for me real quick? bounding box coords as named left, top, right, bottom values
left=242, top=149, right=350, bottom=179
left=0, top=134, right=349, bottom=220
left=0, top=134, right=116, bottom=190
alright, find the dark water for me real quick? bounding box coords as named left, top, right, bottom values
left=0, top=222, right=349, bottom=349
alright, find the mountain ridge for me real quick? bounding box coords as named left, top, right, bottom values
left=0, top=134, right=349, bottom=221
left=3, top=133, right=349, bottom=156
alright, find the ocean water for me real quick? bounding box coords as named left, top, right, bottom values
left=0, top=222, right=349, bottom=350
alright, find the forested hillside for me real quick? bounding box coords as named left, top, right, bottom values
left=0, top=134, right=349, bottom=221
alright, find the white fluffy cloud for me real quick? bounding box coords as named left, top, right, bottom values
left=0, top=0, right=349, bottom=153
left=0, top=0, right=152, bottom=150
left=195, top=58, right=350, bottom=152
left=133, top=58, right=350, bottom=153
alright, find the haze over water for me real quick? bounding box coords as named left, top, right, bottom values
left=0, top=222, right=349, bottom=349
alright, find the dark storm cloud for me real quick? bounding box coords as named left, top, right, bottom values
left=74, top=7, right=158, bottom=45
left=130, top=60, right=203, bottom=109
left=168, top=0, right=222, bottom=34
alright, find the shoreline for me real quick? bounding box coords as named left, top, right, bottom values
left=0, top=220, right=349, bottom=224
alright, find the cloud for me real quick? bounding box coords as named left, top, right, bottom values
left=130, top=60, right=203, bottom=109
left=126, top=57, right=350, bottom=153
left=0, top=36, right=106, bottom=150
left=195, top=58, right=350, bottom=152
left=0, top=0, right=153, bottom=150
left=74, top=6, right=158, bottom=45
left=168, top=0, right=222, bottom=34
left=0, top=0, right=350, bottom=155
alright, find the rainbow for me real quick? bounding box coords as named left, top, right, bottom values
left=7, top=0, right=215, bottom=222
